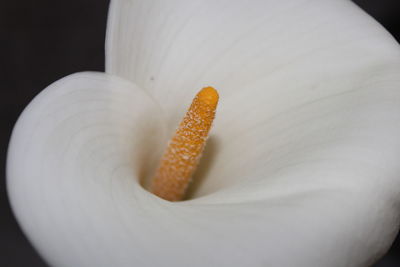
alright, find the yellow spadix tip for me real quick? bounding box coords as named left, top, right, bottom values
left=150, top=86, right=219, bottom=201
left=197, top=86, right=219, bottom=106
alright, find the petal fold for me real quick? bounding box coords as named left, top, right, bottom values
left=7, top=72, right=165, bottom=267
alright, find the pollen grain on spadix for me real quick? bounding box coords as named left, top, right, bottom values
left=150, top=87, right=219, bottom=201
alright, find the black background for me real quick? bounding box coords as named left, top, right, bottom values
left=1, top=1, right=399, bottom=266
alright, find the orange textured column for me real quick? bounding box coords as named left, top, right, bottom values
left=151, top=87, right=219, bottom=201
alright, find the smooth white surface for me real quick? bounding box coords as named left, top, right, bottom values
left=7, top=0, right=400, bottom=266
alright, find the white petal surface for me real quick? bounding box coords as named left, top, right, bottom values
left=7, top=72, right=166, bottom=266
left=106, top=0, right=400, bottom=194
left=105, top=0, right=400, bottom=266
left=106, top=0, right=400, bottom=118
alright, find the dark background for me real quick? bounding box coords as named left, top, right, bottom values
left=0, top=1, right=399, bottom=266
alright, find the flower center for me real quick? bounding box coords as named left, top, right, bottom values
left=150, top=87, right=219, bottom=201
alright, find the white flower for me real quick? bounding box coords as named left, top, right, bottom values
left=7, top=0, right=400, bottom=266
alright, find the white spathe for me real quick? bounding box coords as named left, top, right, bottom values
left=7, top=0, right=400, bottom=267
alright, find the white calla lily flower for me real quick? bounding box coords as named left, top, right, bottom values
left=7, top=0, right=400, bottom=266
